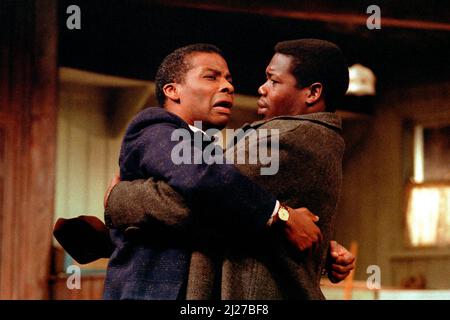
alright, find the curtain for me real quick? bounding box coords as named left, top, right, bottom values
left=406, top=184, right=450, bottom=246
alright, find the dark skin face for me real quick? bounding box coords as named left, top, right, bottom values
left=164, top=52, right=234, bottom=130
left=257, top=53, right=325, bottom=120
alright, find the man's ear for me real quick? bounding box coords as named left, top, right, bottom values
left=163, top=83, right=181, bottom=103
left=305, top=82, right=323, bottom=106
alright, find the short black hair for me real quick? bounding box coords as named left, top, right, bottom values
left=274, top=39, right=349, bottom=112
left=155, top=43, right=224, bottom=107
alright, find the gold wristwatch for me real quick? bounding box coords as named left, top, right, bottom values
left=277, top=205, right=290, bottom=222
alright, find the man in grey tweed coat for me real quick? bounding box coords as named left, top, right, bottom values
left=105, top=39, right=352, bottom=299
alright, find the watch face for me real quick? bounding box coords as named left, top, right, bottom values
left=279, top=207, right=289, bottom=221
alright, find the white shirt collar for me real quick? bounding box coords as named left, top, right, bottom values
left=188, top=124, right=208, bottom=135
left=188, top=124, right=219, bottom=143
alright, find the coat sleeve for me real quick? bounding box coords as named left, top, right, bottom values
left=105, top=177, right=191, bottom=231
left=115, top=122, right=277, bottom=237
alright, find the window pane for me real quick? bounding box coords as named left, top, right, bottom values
left=423, top=125, right=450, bottom=181
left=407, top=185, right=450, bottom=247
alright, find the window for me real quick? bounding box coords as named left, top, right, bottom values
left=406, top=124, right=450, bottom=247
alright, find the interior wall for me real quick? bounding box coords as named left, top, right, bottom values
left=54, top=79, right=153, bottom=224
left=335, top=81, right=450, bottom=289
left=55, top=83, right=117, bottom=222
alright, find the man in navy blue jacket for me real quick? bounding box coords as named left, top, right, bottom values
left=103, top=44, right=324, bottom=299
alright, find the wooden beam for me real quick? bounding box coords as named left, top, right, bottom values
left=154, top=0, right=450, bottom=31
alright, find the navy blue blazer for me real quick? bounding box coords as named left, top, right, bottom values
left=103, top=107, right=276, bottom=300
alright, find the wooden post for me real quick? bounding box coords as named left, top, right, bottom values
left=0, top=0, right=57, bottom=299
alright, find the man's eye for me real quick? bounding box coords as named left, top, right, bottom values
left=204, top=75, right=216, bottom=80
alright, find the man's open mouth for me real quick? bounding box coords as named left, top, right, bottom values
left=213, top=100, right=233, bottom=115
left=213, top=100, right=233, bottom=109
